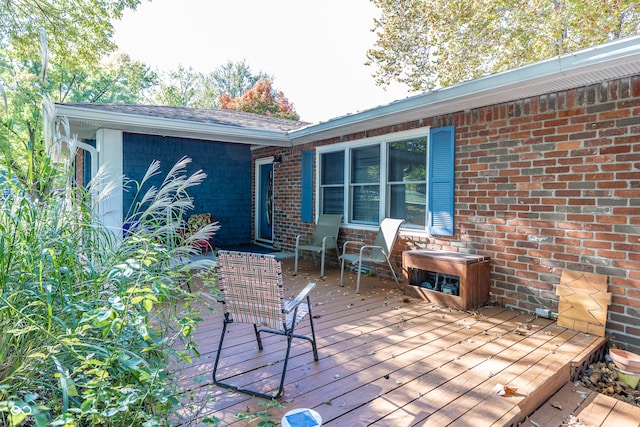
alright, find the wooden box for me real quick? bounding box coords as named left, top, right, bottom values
left=402, top=250, right=491, bottom=310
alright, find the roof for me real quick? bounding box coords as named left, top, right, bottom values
left=55, top=35, right=640, bottom=147
left=55, top=104, right=309, bottom=147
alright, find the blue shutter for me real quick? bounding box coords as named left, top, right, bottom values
left=429, top=126, right=455, bottom=236
left=301, top=151, right=314, bottom=223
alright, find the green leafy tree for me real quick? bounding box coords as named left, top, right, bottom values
left=0, top=0, right=154, bottom=196
left=367, top=0, right=640, bottom=92
left=153, top=64, right=202, bottom=107
left=60, top=53, right=157, bottom=104
left=220, top=78, right=299, bottom=120
left=153, top=64, right=217, bottom=108
left=211, top=59, right=271, bottom=99
left=0, top=0, right=140, bottom=69
left=153, top=60, right=272, bottom=109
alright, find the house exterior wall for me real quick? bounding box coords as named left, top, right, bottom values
left=123, top=133, right=252, bottom=246
left=256, top=75, right=640, bottom=352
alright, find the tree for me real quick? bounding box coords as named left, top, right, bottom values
left=152, top=60, right=272, bottom=109
left=153, top=64, right=207, bottom=107
left=0, top=0, right=152, bottom=195
left=0, top=0, right=140, bottom=69
left=211, top=59, right=271, bottom=99
left=60, top=53, right=157, bottom=104
left=220, top=78, right=299, bottom=120
left=366, top=0, right=640, bottom=92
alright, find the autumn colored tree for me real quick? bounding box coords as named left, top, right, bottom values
left=367, top=0, right=640, bottom=92
left=220, top=78, right=299, bottom=120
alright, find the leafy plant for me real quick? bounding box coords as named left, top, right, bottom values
left=0, top=121, right=218, bottom=425
left=235, top=400, right=285, bottom=427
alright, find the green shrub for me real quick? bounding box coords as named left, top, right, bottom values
left=0, top=153, right=217, bottom=426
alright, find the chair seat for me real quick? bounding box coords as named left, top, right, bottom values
left=340, top=253, right=386, bottom=264
left=339, top=218, right=405, bottom=293
left=294, top=214, right=343, bottom=277
left=297, top=244, right=324, bottom=253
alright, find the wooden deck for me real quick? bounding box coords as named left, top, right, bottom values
left=172, top=258, right=608, bottom=426
left=526, top=382, right=640, bottom=427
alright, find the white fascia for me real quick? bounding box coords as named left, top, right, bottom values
left=55, top=104, right=293, bottom=147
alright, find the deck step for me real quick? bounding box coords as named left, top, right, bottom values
left=525, top=382, right=640, bottom=427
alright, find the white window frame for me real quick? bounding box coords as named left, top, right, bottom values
left=316, top=127, right=430, bottom=230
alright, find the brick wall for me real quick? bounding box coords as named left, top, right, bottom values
left=255, top=75, right=640, bottom=352
left=124, top=134, right=252, bottom=246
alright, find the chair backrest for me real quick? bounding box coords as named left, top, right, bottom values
left=371, top=218, right=405, bottom=259
left=216, top=251, right=285, bottom=330
left=311, top=214, right=343, bottom=246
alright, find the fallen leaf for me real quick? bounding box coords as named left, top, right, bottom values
left=504, top=386, right=518, bottom=396
left=493, top=383, right=517, bottom=396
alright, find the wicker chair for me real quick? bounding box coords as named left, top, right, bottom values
left=213, top=250, right=319, bottom=399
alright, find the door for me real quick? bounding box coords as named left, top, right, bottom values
left=255, top=158, right=274, bottom=244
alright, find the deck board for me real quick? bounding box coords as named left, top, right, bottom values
left=174, top=258, right=609, bottom=426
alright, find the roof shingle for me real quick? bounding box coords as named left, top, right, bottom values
left=60, top=103, right=310, bottom=132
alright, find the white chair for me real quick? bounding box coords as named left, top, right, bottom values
left=294, top=214, right=342, bottom=276
left=339, top=218, right=405, bottom=293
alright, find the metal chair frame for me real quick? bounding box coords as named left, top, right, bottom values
left=294, top=214, right=343, bottom=277
left=339, top=218, right=405, bottom=293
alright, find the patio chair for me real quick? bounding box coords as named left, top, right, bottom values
left=294, top=214, right=343, bottom=277
left=339, top=218, right=405, bottom=293
left=213, top=250, right=319, bottom=399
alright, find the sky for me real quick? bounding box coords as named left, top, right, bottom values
left=112, top=0, right=416, bottom=123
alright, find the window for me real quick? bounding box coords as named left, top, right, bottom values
left=320, top=151, right=344, bottom=215
left=351, top=145, right=380, bottom=224
left=389, top=139, right=427, bottom=227
left=317, top=126, right=455, bottom=235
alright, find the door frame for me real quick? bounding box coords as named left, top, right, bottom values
left=254, top=157, right=275, bottom=245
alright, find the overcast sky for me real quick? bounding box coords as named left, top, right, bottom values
left=112, top=0, right=416, bottom=123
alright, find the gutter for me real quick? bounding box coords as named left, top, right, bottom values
left=289, top=35, right=640, bottom=145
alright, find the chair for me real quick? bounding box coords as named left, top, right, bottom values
left=294, top=214, right=343, bottom=277
left=339, top=218, right=405, bottom=293
left=213, top=250, right=319, bottom=399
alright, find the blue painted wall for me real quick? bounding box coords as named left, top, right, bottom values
left=123, top=133, right=252, bottom=246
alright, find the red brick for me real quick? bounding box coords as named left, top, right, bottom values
left=267, top=75, right=640, bottom=351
